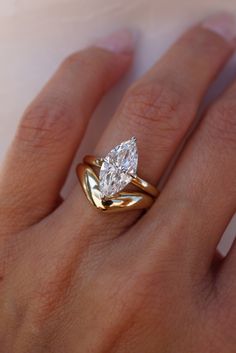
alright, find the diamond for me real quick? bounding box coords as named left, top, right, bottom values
left=99, top=137, right=138, bottom=198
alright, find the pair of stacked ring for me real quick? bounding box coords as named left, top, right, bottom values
left=77, top=137, right=159, bottom=212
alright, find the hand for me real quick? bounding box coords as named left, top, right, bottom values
left=1, top=12, right=236, bottom=353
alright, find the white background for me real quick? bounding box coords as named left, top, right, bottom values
left=0, top=0, right=235, bottom=251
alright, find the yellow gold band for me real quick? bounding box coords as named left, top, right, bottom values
left=77, top=163, right=155, bottom=212
left=76, top=155, right=160, bottom=213
left=83, top=155, right=159, bottom=198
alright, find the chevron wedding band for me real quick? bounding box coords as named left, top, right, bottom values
left=77, top=137, right=159, bottom=212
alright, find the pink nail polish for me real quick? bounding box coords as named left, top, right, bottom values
left=94, top=29, right=136, bottom=54
left=202, top=12, right=236, bottom=44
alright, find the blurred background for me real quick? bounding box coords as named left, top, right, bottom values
left=0, top=0, right=235, bottom=251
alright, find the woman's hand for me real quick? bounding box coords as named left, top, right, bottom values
left=1, top=12, right=236, bottom=353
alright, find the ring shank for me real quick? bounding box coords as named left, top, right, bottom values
left=83, top=155, right=159, bottom=198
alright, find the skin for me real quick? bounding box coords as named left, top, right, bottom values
left=0, top=22, right=236, bottom=353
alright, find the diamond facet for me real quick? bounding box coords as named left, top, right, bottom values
left=99, top=137, right=138, bottom=198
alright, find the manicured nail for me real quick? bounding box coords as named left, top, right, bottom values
left=94, top=29, right=136, bottom=54
left=202, top=12, right=236, bottom=43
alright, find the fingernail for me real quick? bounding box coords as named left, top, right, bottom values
left=202, top=12, right=236, bottom=43
left=94, top=29, right=136, bottom=54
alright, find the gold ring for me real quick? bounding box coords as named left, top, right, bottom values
left=76, top=137, right=160, bottom=212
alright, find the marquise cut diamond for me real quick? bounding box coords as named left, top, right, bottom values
left=99, top=137, right=138, bottom=198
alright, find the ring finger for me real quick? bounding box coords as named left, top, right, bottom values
left=54, top=13, right=236, bottom=241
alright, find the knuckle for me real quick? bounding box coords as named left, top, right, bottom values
left=205, top=100, right=236, bottom=148
left=17, top=99, right=72, bottom=151
left=120, top=81, right=193, bottom=138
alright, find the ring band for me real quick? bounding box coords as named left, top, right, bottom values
left=77, top=137, right=160, bottom=212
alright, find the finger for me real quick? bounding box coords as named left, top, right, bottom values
left=56, top=13, right=236, bottom=240
left=0, top=30, right=134, bottom=232
left=139, top=42, right=236, bottom=279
